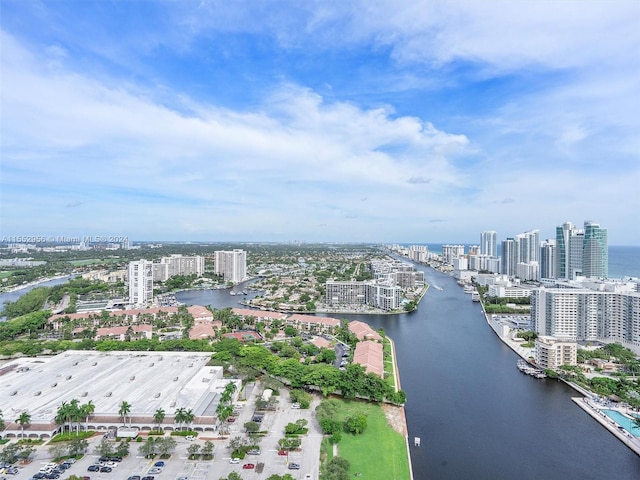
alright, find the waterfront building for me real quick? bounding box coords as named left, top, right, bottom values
left=488, top=284, right=533, bottom=298
left=128, top=259, right=153, bottom=306
left=158, top=254, right=205, bottom=279
left=556, top=221, right=584, bottom=280
left=453, top=256, right=468, bottom=271
left=442, top=245, right=465, bottom=264
left=214, top=249, right=247, bottom=283
left=326, top=281, right=368, bottom=306
left=500, top=229, right=540, bottom=280
left=408, top=245, right=429, bottom=263
left=501, top=238, right=518, bottom=276
left=516, top=229, right=540, bottom=264
left=325, top=279, right=402, bottom=311
left=535, top=336, right=578, bottom=369
left=353, top=340, right=384, bottom=377
left=481, top=230, right=498, bottom=257
left=582, top=221, right=608, bottom=278
left=469, top=254, right=501, bottom=273
left=555, top=220, right=608, bottom=280
left=153, top=262, right=169, bottom=282
left=531, top=287, right=640, bottom=351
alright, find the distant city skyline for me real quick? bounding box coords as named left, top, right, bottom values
left=1, top=2, right=639, bottom=245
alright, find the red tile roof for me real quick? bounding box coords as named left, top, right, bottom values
left=353, top=340, right=384, bottom=377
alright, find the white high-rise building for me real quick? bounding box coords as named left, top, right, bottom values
left=214, top=249, right=247, bottom=283
left=161, top=255, right=205, bottom=278
left=531, top=287, right=640, bottom=348
left=442, top=245, right=465, bottom=264
left=128, top=259, right=154, bottom=306
left=480, top=231, right=498, bottom=258
left=540, top=239, right=557, bottom=279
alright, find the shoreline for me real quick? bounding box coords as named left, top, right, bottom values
left=0, top=274, right=73, bottom=294
left=387, top=335, right=414, bottom=480
left=480, top=297, right=640, bottom=456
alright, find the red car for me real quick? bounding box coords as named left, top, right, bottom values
left=278, top=450, right=288, bottom=456
left=227, top=417, right=236, bottom=422
left=242, top=464, right=255, bottom=470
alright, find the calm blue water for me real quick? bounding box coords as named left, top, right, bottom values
left=602, top=409, right=640, bottom=437
left=178, top=263, right=640, bottom=479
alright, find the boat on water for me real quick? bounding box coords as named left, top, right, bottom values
left=517, top=359, right=546, bottom=378
left=242, top=290, right=248, bottom=295
left=230, top=291, right=236, bottom=296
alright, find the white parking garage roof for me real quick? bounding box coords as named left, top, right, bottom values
left=0, top=351, right=223, bottom=425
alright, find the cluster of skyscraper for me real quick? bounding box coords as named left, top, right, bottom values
left=468, top=221, right=608, bottom=282
left=127, top=250, right=247, bottom=306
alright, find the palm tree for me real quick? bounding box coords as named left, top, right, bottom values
left=153, top=408, right=166, bottom=431
left=174, top=408, right=186, bottom=430
left=69, top=398, right=82, bottom=434
left=55, top=401, right=70, bottom=434
left=16, top=411, right=31, bottom=439
left=81, top=400, right=95, bottom=432
left=119, top=401, right=131, bottom=426
left=182, top=409, right=195, bottom=431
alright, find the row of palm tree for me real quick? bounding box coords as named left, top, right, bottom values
left=55, top=399, right=95, bottom=434
left=2, top=399, right=223, bottom=438
left=215, top=382, right=237, bottom=424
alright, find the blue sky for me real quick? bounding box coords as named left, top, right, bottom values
left=1, top=0, right=639, bottom=245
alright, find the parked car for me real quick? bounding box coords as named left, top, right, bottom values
left=153, top=462, right=165, bottom=468
left=229, top=458, right=240, bottom=464
left=227, top=417, right=236, bottom=422
left=288, top=463, right=301, bottom=470
left=242, top=464, right=255, bottom=470
left=277, top=450, right=288, bottom=456
left=141, top=476, right=154, bottom=480
left=87, top=466, right=100, bottom=472
left=99, top=467, right=112, bottom=473
left=147, top=468, right=162, bottom=475
left=291, top=403, right=300, bottom=409
left=127, top=476, right=141, bottom=480
left=247, top=449, right=260, bottom=455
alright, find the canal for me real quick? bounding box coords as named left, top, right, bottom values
left=177, top=267, right=640, bottom=479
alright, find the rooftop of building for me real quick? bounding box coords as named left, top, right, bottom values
left=0, top=351, right=222, bottom=426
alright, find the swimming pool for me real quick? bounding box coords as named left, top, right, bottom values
left=601, top=409, right=640, bottom=437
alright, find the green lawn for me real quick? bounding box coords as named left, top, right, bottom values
left=332, top=400, right=410, bottom=479
left=0, top=271, right=13, bottom=279
left=68, top=258, right=120, bottom=266
left=69, top=259, right=104, bottom=266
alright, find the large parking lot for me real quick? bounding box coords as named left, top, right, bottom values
left=4, top=382, right=322, bottom=480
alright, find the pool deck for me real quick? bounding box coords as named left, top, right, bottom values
left=480, top=303, right=640, bottom=457
left=572, top=397, right=640, bottom=456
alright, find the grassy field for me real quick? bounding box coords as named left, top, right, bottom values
left=332, top=400, right=410, bottom=479
left=0, top=271, right=13, bottom=279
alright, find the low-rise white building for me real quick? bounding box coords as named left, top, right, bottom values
left=535, top=336, right=577, bottom=369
